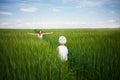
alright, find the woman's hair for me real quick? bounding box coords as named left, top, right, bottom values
left=38, top=30, right=42, bottom=36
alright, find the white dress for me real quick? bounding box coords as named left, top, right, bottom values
left=38, top=34, right=43, bottom=38
left=58, top=45, right=68, bottom=61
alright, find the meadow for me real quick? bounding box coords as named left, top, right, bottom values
left=0, top=29, right=120, bottom=80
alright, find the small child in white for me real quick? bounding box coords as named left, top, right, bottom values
left=57, top=36, right=68, bottom=61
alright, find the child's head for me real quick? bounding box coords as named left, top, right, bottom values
left=59, top=36, right=67, bottom=45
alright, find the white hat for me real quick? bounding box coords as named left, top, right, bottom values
left=59, top=36, right=67, bottom=44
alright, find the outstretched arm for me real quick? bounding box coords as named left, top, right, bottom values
left=42, top=32, right=53, bottom=35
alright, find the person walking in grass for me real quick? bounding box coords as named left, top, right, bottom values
left=28, top=30, right=53, bottom=38
left=57, top=36, right=68, bottom=61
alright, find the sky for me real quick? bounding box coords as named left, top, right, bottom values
left=0, top=0, right=120, bottom=29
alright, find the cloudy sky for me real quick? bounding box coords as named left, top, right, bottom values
left=0, top=0, right=120, bottom=29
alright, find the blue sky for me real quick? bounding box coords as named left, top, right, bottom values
left=0, top=0, right=120, bottom=29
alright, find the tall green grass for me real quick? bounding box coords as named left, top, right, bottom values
left=0, top=29, right=120, bottom=80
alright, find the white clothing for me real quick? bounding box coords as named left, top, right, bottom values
left=38, top=34, right=43, bottom=38
left=58, top=45, right=68, bottom=61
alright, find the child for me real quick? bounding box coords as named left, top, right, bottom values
left=57, top=36, right=68, bottom=61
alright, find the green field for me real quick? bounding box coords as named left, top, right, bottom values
left=0, top=29, right=120, bottom=80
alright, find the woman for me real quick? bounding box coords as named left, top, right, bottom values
left=37, top=30, right=43, bottom=38
left=28, top=30, right=53, bottom=38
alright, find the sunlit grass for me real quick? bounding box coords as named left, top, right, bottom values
left=0, top=29, right=120, bottom=80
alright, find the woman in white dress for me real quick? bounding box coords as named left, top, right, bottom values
left=28, top=30, right=53, bottom=38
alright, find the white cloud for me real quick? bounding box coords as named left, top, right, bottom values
left=111, top=11, right=116, bottom=14
left=61, top=0, right=74, bottom=3
left=75, top=5, right=83, bottom=9
left=89, top=11, right=96, bottom=14
left=0, top=19, right=119, bottom=29
left=0, top=12, right=13, bottom=15
left=49, top=7, right=60, bottom=12
left=20, top=7, right=38, bottom=12
left=0, top=22, right=10, bottom=26
left=79, top=0, right=104, bottom=8
left=60, top=0, right=120, bottom=8
left=107, top=19, right=117, bottom=23
left=58, top=0, right=103, bottom=7
left=88, top=19, right=120, bottom=28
